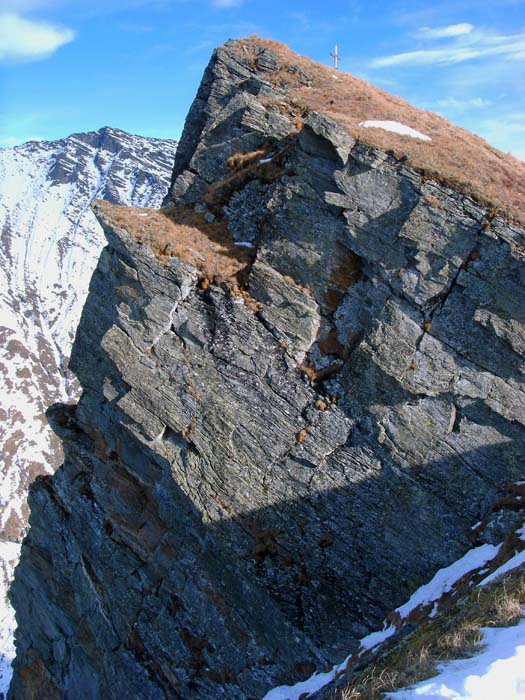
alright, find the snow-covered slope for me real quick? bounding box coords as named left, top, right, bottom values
left=0, top=127, right=176, bottom=693
left=263, top=501, right=525, bottom=700
left=389, top=621, right=525, bottom=700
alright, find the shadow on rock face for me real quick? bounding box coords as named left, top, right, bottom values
left=10, top=276, right=525, bottom=700
left=9, top=39, right=525, bottom=700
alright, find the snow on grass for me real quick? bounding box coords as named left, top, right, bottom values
left=479, top=551, right=525, bottom=588
left=260, top=542, right=504, bottom=700
left=387, top=619, right=525, bottom=700
left=359, top=625, right=397, bottom=653
left=395, top=544, right=501, bottom=619
left=262, top=666, right=343, bottom=700
left=479, top=524, right=525, bottom=588
left=234, top=241, right=255, bottom=248
left=359, top=120, right=431, bottom=142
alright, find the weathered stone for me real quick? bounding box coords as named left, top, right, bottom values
left=10, top=38, right=525, bottom=700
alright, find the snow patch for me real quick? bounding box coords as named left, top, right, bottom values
left=262, top=668, right=339, bottom=700
left=480, top=523, right=525, bottom=586
left=360, top=625, right=397, bottom=652
left=479, top=551, right=525, bottom=587
left=0, top=541, right=21, bottom=696
left=359, top=120, right=431, bottom=142
left=388, top=620, right=525, bottom=700
left=395, top=544, right=500, bottom=619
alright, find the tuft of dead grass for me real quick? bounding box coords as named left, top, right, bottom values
left=489, top=577, right=525, bottom=627
left=94, top=200, right=256, bottom=288
left=339, top=569, right=525, bottom=700
left=230, top=36, right=525, bottom=226
left=203, top=142, right=291, bottom=209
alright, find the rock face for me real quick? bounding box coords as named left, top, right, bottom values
left=0, top=127, right=176, bottom=695
left=9, top=40, right=525, bottom=700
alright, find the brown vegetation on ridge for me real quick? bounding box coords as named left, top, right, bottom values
left=95, top=201, right=256, bottom=288
left=232, top=36, right=525, bottom=225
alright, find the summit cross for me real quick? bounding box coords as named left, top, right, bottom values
left=330, top=44, right=340, bottom=70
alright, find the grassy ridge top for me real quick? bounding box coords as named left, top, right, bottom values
left=231, top=37, right=525, bottom=226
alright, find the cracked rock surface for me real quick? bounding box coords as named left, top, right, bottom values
left=9, top=39, right=525, bottom=700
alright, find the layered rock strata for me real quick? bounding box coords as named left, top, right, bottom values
left=9, top=39, right=525, bottom=700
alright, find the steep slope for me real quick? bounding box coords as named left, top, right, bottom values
left=166, top=36, right=525, bottom=224
left=9, top=39, right=525, bottom=700
left=0, top=127, right=176, bottom=694
left=265, top=494, right=525, bottom=700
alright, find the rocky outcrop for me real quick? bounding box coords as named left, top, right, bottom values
left=9, top=39, right=525, bottom=700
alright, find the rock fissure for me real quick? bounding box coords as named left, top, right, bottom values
left=9, top=37, right=525, bottom=700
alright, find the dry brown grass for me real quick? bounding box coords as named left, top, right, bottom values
left=231, top=36, right=525, bottom=225
left=339, top=569, right=525, bottom=700
left=95, top=200, right=256, bottom=288
left=489, top=577, right=525, bottom=626
left=203, top=144, right=289, bottom=208
left=470, top=482, right=525, bottom=541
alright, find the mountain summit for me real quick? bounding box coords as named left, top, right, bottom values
left=8, top=38, right=525, bottom=700
left=167, top=36, right=525, bottom=224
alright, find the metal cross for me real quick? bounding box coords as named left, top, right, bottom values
left=330, top=44, right=340, bottom=70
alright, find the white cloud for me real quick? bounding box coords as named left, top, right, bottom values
left=415, top=23, right=473, bottom=39
left=435, top=97, right=492, bottom=110
left=371, top=29, right=525, bottom=67
left=0, top=13, right=75, bottom=63
left=212, top=0, right=243, bottom=7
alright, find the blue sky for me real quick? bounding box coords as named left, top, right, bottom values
left=0, top=0, right=524, bottom=158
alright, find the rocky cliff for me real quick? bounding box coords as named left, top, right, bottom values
left=0, top=127, right=176, bottom=694
left=9, top=38, right=525, bottom=700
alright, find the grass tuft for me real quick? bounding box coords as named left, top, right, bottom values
left=338, top=569, right=525, bottom=700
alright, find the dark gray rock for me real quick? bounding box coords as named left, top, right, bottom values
left=9, top=40, right=525, bottom=700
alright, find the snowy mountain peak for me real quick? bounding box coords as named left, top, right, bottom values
left=0, top=127, right=176, bottom=693
left=0, top=126, right=176, bottom=538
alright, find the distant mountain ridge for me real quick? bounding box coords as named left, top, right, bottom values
left=0, top=127, right=176, bottom=693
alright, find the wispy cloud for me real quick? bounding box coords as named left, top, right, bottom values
left=212, top=0, right=243, bottom=7
left=371, top=27, right=525, bottom=67
left=434, top=97, right=492, bottom=110
left=0, top=13, right=75, bottom=63
left=415, top=23, right=473, bottom=39
left=476, top=114, right=525, bottom=160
